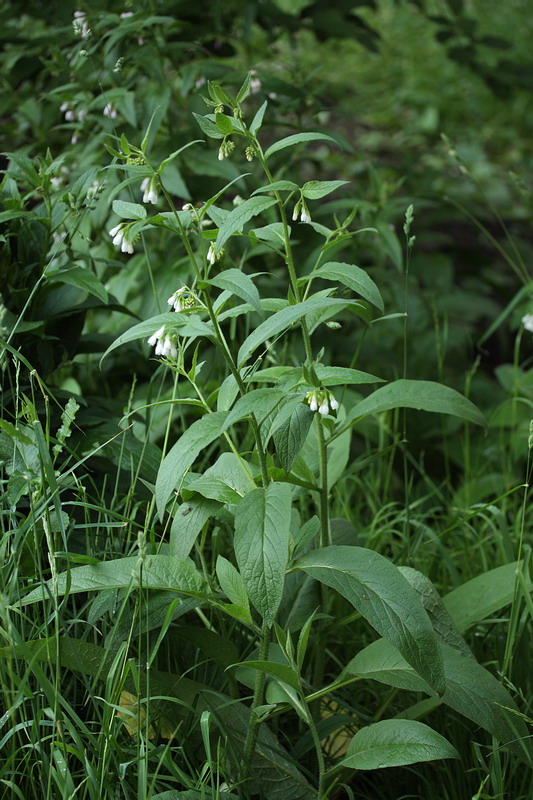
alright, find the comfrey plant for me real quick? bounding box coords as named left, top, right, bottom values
left=20, top=75, right=532, bottom=798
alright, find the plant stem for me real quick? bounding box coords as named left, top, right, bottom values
left=242, top=620, right=271, bottom=782
left=316, top=417, right=330, bottom=549
left=160, top=186, right=269, bottom=487
left=304, top=705, right=326, bottom=799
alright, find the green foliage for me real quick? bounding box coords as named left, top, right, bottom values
left=1, top=2, right=533, bottom=799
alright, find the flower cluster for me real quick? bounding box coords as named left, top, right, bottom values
left=73, top=10, right=91, bottom=38
left=245, top=145, right=256, bottom=162
left=141, top=176, right=159, bottom=205
left=292, top=199, right=311, bottom=224
left=167, top=287, right=197, bottom=312
left=250, top=70, right=262, bottom=95
left=207, top=243, right=224, bottom=266
left=306, top=389, right=339, bottom=416
left=218, top=139, right=235, bottom=161
left=522, top=314, right=533, bottom=333
left=147, top=327, right=178, bottom=358
left=103, top=103, right=117, bottom=119
left=109, top=223, right=134, bottom=254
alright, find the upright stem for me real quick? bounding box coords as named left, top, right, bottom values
left=316, top=418, right=330, bottom=549
left=242, top=620, right=271, bottom=781
left=160, top=186, right=269, bottom=488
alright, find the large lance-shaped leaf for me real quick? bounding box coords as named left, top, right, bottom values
left=208, top=268, right=261, bottom=313
left=304, top=262, right=384, bottom=312
left=237, top=297, right=349, bottom=367
left=215, top=196, right=277, bottom=251
left=155, top=411, right=228, bottom=519
left=339, top=719, right=458, bottom=771
left=264, top=132, right=337, bottom=159
left=273, top=402, right=314, bottom=472
left=343, top=379, right=486, bottom=428
left=295, top=546, right=445, bottom=694
left=443, top=561, right=532, bottom=633
left=18, top=556, right=206, bottom=606
left=346, top=639, right=533, bottom=766
left=234, top=483, right=292, bottom=624
left=101, top=312, right=213, bottom=363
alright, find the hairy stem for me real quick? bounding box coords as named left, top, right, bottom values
left=242, top=620, right=271, bottom=781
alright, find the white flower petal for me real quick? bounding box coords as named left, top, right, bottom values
left=318, top=402, right=329, bottom=415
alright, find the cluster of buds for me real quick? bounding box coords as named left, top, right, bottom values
left=59, top=102, right=87, bottom=123
left=522, top=314, right=533, bottom=333
left=245, top=145, right=256, bottom=162
left=207, top=243, right=224, bottom=266
left=109, top=223, right=135, bottom=254
left=140, top=176, right=159, bottom=205
left=292, top=199, right=311, bottom=224
left=147, top=327, right=178, bottom=358
left=218, top=139, right=235, bottom=161
left=73, top=10, right=91, bottom=38
left=250, top=70, right=262, bottom=95
left=167, top=286, right=197, bottom=313
left=103, top=103, right=118, bottom=119
left=306, top=389, right=339, bottom=416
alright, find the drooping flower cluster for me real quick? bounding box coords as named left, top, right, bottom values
left=73, top=10, right=91, bottom=38
left=207, top=243, right=224, bottom=266
left=140, top=176, right=159, bottom=205
left=522, top=314, right=533, bottom=333
left=250, top=70, right=262, bottom=95
left=218, top=139, right=235, bottom=161
left=167, top=286, right=197, bottom=312
left=306, top=389, right=339, bottom=416
left=147, top=327, right=178, bottom=358
left=109, top=223, right=134, bottom=254
left=292, top=199, right=311, bottom=224
left=103, top=103, right=117, bottom=119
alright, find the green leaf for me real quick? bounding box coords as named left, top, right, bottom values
left=237, top=297, right=349, bottom=367
left=236, top=71, right=253, bottom=104
left=215, top=196, right=277, bottom=251
left=49, top=267, right=108, bottom=304
left=225, top=388, right=290, bottom=429
left=264, top=132, right=337, bottom=160
left=215, top=112, right=234, bottom=135
left=301, top=180, right=349, bottom=199
left=170, top=498, right=220, bottom=560
left=18, top=556, right=206, bottom=605
left=250, top=100, right=267, bottom=135
left=112, top=199, right=147, bottom=220
left=216, top=556, right=250, bottom=611
left=192, top=112, right=225, bottom=140
left=398, top=567, right=472, bottom=658
left=184, top=475, right=242, bottom=504
left=295, top=546, right=445, bottom=694
left=209, top=268, right=261, bottom=313
left=101, top=313, right=213, bottom=363
left=346, top=639, right=533, bottom=766
left=313, top=365, right=384, bottom=386
left=155, top=411, right=228, bottom=519
left=443, top=561, right=532, bottom=632
left=273, top=402, right=314, bottom=472
left=344, top=379, right=486, bottom=428
left=304, top=262, right=384, bottom=312
left=252, top=181, right=300, bottom=195
left=339, top=720, right=458, bottom=771
left=228, top=660, right=301, bottom=692
left=234, top=483, right=292, bottom=624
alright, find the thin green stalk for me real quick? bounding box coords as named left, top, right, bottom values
left=160, top=185, right=269, bottom=487
left=317, top=418, right=330, bottom=549
left=242, top=620, right=271, bottom=785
